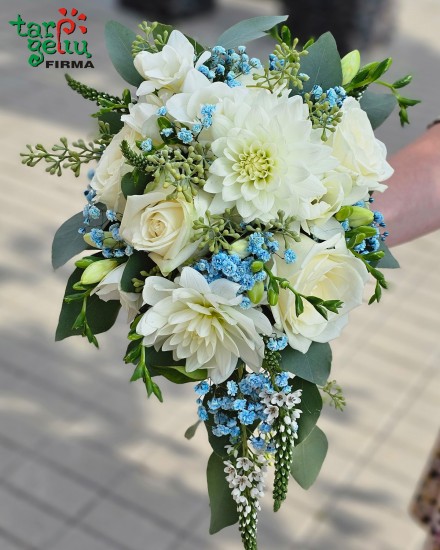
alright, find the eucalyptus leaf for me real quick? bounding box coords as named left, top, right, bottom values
left=215, top=15, right=288, bottom=50
left=207, top=452, right=239, bottom=534
left=300, top=32, right=342, bottom=93
left=290, top=378, right=322, bottom=444
left=105, top=21, right=143, bottom=87
left=52, top=206, right=106, bottom=270
left=291, top=426, right=328, bottom=490
left=374, top=241, right=400, bottom=269
left=360, top=90, right=397, bottom=129
left=120, top=251, right=154, bottom=292
left=280, top=342, right=332, bottom=386
left=56, top=268, right=121, bottom=341
left=185, top=420, right=201, bottom=440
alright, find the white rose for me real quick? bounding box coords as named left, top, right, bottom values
left=119, top=191, right=211, bottom=275
left=134, top=30, right=210, bottom=96
left=271, top=234, right=369, bottom=353
left=91, top=264, right=142, bottom=321
left=329, top=97, right=394, bottom=201
left=90, top=125, right=139, bottom=214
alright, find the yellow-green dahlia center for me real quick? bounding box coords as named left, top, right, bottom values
left=234, top=147, right=275, bottom=187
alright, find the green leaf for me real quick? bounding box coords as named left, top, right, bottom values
left=105, top=21, right=143, bottom=87
left=215, top=15, right=288, bottom=50
left=98, top=111, right=124, bottom=134
left=144, top=346, right=184, bottom=368
left=185, top=420, right=201, bottom=440
left=130, top=362, right=145, bottom=382
left=121, top=171, right=149, bottom=199
left=280, top=342, right=332, bottom=386
left=120, top=251, right=154, bottom=292
left=291, top=426, right=328, bottom=489
left=374, top=241, right=400, bottom=269
left=360, top=90, right=397, bottom=130
left=150, top=365, right=207, bottom=384
left=300, top=32, right=342, bottom=94
left=341, top=49, right=361, bottom=86
left=55, top=268, right=121, bottom=341
left=290, top=378, right=322, bottom=444
left=207, top=453, right=239, bottom=534
left=52, top=206, right=106, bottom=269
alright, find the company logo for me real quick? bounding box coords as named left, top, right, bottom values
left=9, top=8, right=94, bottom=68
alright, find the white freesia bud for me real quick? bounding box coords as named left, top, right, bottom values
left=347, top=206, right=374, bottom=228
left=81, top=259, right=119, bottom=285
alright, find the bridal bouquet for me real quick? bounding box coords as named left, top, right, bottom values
left=22, top=15, right=418, bottom=549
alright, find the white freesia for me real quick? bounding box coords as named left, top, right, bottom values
left=134, top=30, right=210, bottom=96
left=271, top=234, right=369, bottom=353
left=166, top=81, right=233, bottom=132
left=120, top=90, right=172, bottom=143
left=91, top=125, right=139, bottom=213
left=303, top=171, right=352, bottom=239
left=137, top=267, right=272, bottom=383
left=119, top=191, right=211, bottom=275
left=204, top=89, right=337, bottom=223
left=328, top=97, right=394, bottom=202
left=91, top=264, right=142, bottom=321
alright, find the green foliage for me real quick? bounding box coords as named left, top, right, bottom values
left=132, top=20, right=205, bottom=57
left=360, top=90, right=397, bottom=129
left=344, top=58, right=392, bottom=93
left=121, top=170, right=150, bottom=199
left=280, top=342, right=332, bottom=386
left=299, top=32, right=343, bottom=94
left=56, top=267, right=121, bottom=346
left=129, top=344, right=163, bottom=401
left=21, top=133, right=108, bottom=177
left=120, top=250, right=155, bottom=292
left=291, top=426, right=328, bottom=490
left=51, top=205, right=106, bottom=269
left=104, top=21, right=144, bottom=87
left=207, top=453, right=239, bottom=534
left=98, top=111, right=124, bottom=134
left=184, top=420, right=201, bottom=440
left=65, top=74, right=123, bottom=106
left=321, top=379, right=346, bottom=411
left=290, top=378, right=322, bottom=443
left=215, top=15, right=288, bottom=50
left=374, top=241, right=400, bottom=269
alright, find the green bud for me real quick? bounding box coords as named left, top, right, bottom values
left=80, top=259, right=119, bottom=285
left=268, top=288, right=279, bottom=306
left=251, top=261, right=264, bottom=273
left=229, top=238, right=250, bottom=259
left=247, top=281, right=264, bottom=304
left=348, top=206, right=374, bottom=228
left=334, top=206, right=353, bottom=221
left=75, top=257, right=96, bottom=269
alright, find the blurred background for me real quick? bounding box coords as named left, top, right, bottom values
left=1, top=0, right=439, bottom=549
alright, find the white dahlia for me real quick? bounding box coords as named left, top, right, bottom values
left=136, top=267, right=272, bottom=383
left=204, top=89, right=337, bottom=223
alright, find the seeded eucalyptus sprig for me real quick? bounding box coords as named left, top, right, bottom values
left=321, top=380, right=346, bottom=411
left=21, top=133, right=109, bottom=177
left=304, top=91, right=343, bottom=141
left=192, top=209, right=242, bottom=253
left=132, top=21, right=173, bottom=56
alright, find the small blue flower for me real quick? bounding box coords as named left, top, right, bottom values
left=157, top=106, right=167, bottom=116
left=177, top=129, right=194, bottom=144
left=207, top=398, right=222, bottom=411
left=197, top=405, right=209, bottom=421
left=192, top=123, right=202, bottom=133
left=194, top=381, right=210, bottom=395
left=212, top=45, right=226, bottom=55
left=233, top=399, right=247, bottom=411
left=251, top=437, right=266, bottom=451
left=227, top=381, right=238, bottom=396
left=259, top=423, right=272, bottom=434
left=240, top=296, right=252, bottom=310
left=106, top=210, right=118, bottom=222
left=140, top=138, right=153, bottom=152
left=238, top=409, right=256, bottom=425
left=161, top=128, right=174, bottom=138
left=284, top=249, right=297, bottom=264
left=212, top=424, right=231, bottom=437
